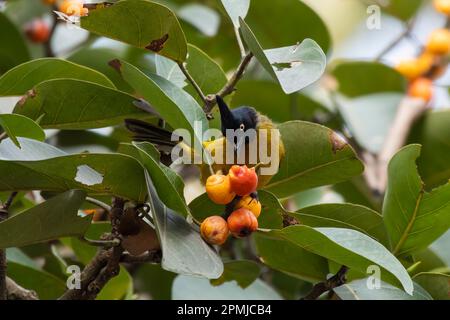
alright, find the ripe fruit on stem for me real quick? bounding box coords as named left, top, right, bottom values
left=228, top=165, right=258, bottom=196
left=235, top=195, right=262, bottom=218
left=227, top=208, right=258, bottom=238
left=24, top=19, right=50, bottom=43
left=434, top=0, right=450, bottom=15
left=395, top=54, right=433, bottom=79
left=408, top=78, right=433, bottom=102
left=200, top=216, right=229, bottom=245
left=426, top=29, right=450, bottom=55
left=205, top=174, right=236, bottom=205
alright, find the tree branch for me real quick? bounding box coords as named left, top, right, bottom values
left=6, top=277, right=38, bottom=300
left=301, top=266, right=349, bottom=300
left=375, top=18, right=416, bottom=61
left=0, top=192, right=18, bottom=300
left=204, top=52, right=253, bottom=115
left=44, top=6, right=59, bottom=57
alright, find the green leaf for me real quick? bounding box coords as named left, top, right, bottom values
left=292, top=203, right=388, bottom=245
left=0, top=190, right=89, bottom=248
left=6, top=249, right=66, bottom=300
left=0, top=58, right=115, bottom=96
left=336, top=93, right=403, bottom=154
left=211, top=260, right=261, bottom=289
left=112, top=60, right=208, bottom=148
left=80, top=0, right=187, bottom=62
left=240, top=18, right=326, bottom=94
left=97, top=266, right=133, bottom=300
left=262, top=226, right=414, bottom=294
left=0, top=12, right=30, bottom=74
left=413, top=272, right=449, bottom=300
left=383, top=145, right=450, bottom=257
left=408, top=110, right=450, bottom=189
left=0, top=138, right=147, bottom=201
left=221, top=0, right=250, bottom=27
left=334, top=279, right=432, bottom=300
left=132, top=141, right=189, bottom=217
left=244, top=0, right=331, bottom=53
left=172, top=275, right=282, bottom=300
left=382, top=0, right=424, bottom=21
left=13, top=79, right=149, bottom=130
left=262, top=121, right=364, bottom=198
left=331, top=61, right=406, bottom=97
left=145, top=170, right=223, bottom=279
left=232, top=80, right=330, bottom=123
left=189, top=190, right=283, bottom=229
left=255, top=233, right=329, bottom=283
left=0, top=114, right=45, bottom=148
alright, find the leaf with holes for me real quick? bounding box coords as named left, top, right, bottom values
left=80, top=0, right=187, bottom=62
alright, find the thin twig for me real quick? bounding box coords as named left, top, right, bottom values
left=78, top=237, right=120, bottom=248
left=204, top=52, right=254, bottom=114
left=6, top=277, right=38, bottom=300
left=85, top=196, right=111, bottom=212
left=120, top=250, right=162, bottom=264
left=375, top=18, right=416, bottom=61
left=178, top=61, right=208, bottom=104
left=301, top=266, right=349, bottom=300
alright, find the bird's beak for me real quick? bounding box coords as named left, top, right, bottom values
left=234, top=130, right=246, bottom=152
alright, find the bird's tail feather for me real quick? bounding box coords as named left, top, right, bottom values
left=124, top=119, right=178, bottom=148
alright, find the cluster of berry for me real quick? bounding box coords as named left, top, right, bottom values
left=201, top=165, right=262, bottom=246
left=395, top=0, right=450, bottom=102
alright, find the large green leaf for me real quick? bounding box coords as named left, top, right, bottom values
left=262, top=121, right=364, bottom=198
left=292, top=203, right=388, bottom=245
left=0, top=138, right=147, bottom=201
left=331, top=61, right=406, bottom=97
left=383, top=145, right=450, bottom=257
left=172, top=275, right=282, bottom=300
left=0, top=113, right=45, bottom=148
left=240, top=18, right=326, bottom=94
left=336, top=93, right=402, bottom=154
left=413, top=272, right=449, bottom=300
left=189, top=190, right=283, bottom=229
left=12, top=79, right=150, bottom=130
left=381, top=0, right=424, bottom=21
left=145, top=170, right=223, bottom=279
left=408, top=110, right=450, bottom=189
left=334, top=279, right=431, bottom=300
left=260, top=226, right=414, bottom=294
left=0, top=190, right=89, bottom=248
left=132, top=141, right=189, bottom=217
left=112, top=60, right=208, bottom=148
left=245, top=0, right=331, bottom=53
left=80, top=0, right=187, bottom=62
left=0, top=12, right=30, bottom=74
left=6, top=248, right=66, bottom=300
left=220, top=0, right=250, bottom=27
left=0, top=58, right=115, bottom=96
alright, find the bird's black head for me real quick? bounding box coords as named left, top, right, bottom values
left=216, top=95, right=258, bottom=136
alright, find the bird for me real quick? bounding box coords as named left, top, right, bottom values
left=125, top=95, right=285, bottom=188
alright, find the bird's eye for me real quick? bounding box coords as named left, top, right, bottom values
left=239, top=124, right=245, bottom=130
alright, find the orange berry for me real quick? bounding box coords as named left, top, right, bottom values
left=434, top=0, right=450, bottom=15
left=396, top=54, right=433, bottom=79
left=227, top=208, right=258, bottom=238
left=59, top=0, right=89, bottom=17
left=205, top=174, right=236, bottom=205
left=24, top=19, right=50, bottom=43
left=408, top=78, right=433, bottom=102
left=200, top=216, right=229, bottom=245
left=426, top=29, right=450, bottom=55
left=235, top=195, right=262, bottom=218
left=228, top=165, right=258, bottom=196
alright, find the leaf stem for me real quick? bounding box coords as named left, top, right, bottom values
left=85, top=196, right=111, bottom=212
left=178, top=61, right=208, bottom=105
left=234, top=27, right=246, bottom=58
